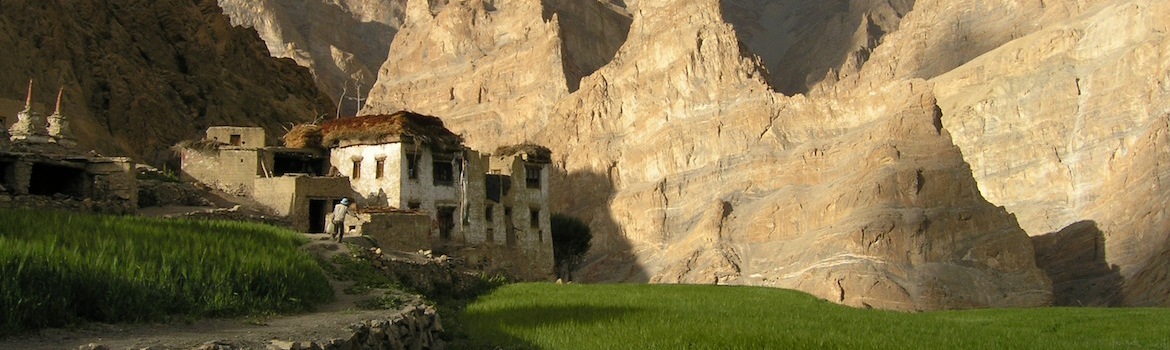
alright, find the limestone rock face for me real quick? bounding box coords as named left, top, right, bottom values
left=216, top=0, right=405, bottom=115
left=355, top=0, right=1060, bottom=310
left=360, top=0, right=631, bottom=151
left=0, top=0, right=333, bottom=162
left=720, top=0, right=914, bottom=95
left=927, top=0, right=1170, bottom=306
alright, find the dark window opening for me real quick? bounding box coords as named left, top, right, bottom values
left=375, top=158, right=385, bottom=179
left=0, top=161, right=14, bottom=190
left=308, top=199, right=329, bottom=233
left=407, top=201, right=421, bottom=210
left=351, top=160, right=361, bottom=179
left=433, top=159, right=454, bottom=186
left=525, top=165, right=542, bottom=189
left=273, top=153, right=325, bottom=176
left=229, top=134, right=242, bottom=146
left=485, top=174, right=511, bottom=202
left=29, top=163, right=87, bottom=197
left=530, top=208, right=540, bottom=228
left=438, top=206, right=457, bottom=241
left=485, top=205, right=494, bottom=222
left=406, top=153, right=419, bottom=180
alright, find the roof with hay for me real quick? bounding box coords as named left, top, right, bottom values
left=494, top=143, right=552, bottom=163
left=304, top=111, right=464, bottom=150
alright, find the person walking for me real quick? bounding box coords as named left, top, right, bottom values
left=332, top=197, right=355, bottom=242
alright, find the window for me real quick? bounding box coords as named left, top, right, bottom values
left=229, top=134, right=241, bottom=146
left=406, top=152, right=419, bottom=180
left=407, top=201, right=421, bottom=210
left=375, top=158, right=385, bottom=179
left=525, top=165, right=542, bottom=189
left=530, top=208, right=540, bottom=228
left=485, top=174, right=511, bottom=202
left=433, top=159, right=454, bottom=186
left=351, top=159, right=361, bottom=179
left=485, top=205, right=494, bottom=222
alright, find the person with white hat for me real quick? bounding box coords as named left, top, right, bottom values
left=331, top=197, right=355, bottom=242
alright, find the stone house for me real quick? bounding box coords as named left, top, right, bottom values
left=178, top=126, right=355, bottom=233
left=0, top=81, right=136, bottom=213
left=179, top=111, right=554, bottom=280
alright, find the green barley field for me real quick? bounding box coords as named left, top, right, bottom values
left=458, top=283, right=1170, bottom=349
left=0, top=209, right=333, bottom=333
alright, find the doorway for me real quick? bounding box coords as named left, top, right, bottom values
left=29, top=163, right=87, bottom=197
left=438, top=206, right=457, bottom=241
left=309, top=199, right=329, bottom=233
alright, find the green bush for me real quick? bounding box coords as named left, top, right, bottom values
left=0, top=209, right=333, bottom=333
left=550, top=214, right=591, bottom=281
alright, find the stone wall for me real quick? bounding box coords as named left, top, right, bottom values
left=205, top=126, right=265, bottom=148
left=180, top=148, right=261, bottom=196
left=360, top=211, right=436, bottom=253
left=0, top=152, right=136, bottom=212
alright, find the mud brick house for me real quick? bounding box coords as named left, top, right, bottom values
left=179, top=111, right=554, bottom=280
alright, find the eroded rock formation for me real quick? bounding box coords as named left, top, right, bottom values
left=216, top=0, right=406, bottom=116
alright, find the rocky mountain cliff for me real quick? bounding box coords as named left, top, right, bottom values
left=0, top=0, right=334, bottom=162
left=179, top=0, right=1170, bottom=309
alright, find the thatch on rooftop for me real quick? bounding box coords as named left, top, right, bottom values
left=283, top=124, right=323, bottom=149
left=494, top=143, right=552, bottom=163
left=317, top=111, right=463, bottom=149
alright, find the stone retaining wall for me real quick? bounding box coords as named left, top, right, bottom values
left=78, top=304, right=444, bottom=350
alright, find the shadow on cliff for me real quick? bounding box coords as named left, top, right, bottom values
left=278, top=0, right=399, bottom=116
left=1032, top=220, right=1125, bottom=306
left=549, top=167, right=648, bottom=283
left=543, top=0, right=632, bottom=92
left=719, top=0, right=915, bottom=95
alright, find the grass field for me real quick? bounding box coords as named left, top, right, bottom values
left=0, top=209, right=333, bottom=333
left=458, top=283, right=1170, bottom=349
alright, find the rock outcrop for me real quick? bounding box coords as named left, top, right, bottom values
left=0, top=0, right=333, bottom=163
left=351, top=0, right=1071, bottom=310
left=927, top=0, right=1170, bottom=306
left=216, top=0, right=406, bottom=116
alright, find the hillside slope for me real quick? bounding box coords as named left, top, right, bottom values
left=0, top=0, right=333, bottom=162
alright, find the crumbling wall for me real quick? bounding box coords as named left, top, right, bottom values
left=361, top=212, right=436, bottom=253
left=0, top=154, right=136, bottom=214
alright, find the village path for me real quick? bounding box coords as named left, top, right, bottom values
left=0, top=235, right=423, bottom=350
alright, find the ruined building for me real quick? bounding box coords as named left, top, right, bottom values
left=179, top=111, right=554, bottom=280
left=0, top=81, right=136, bottom=213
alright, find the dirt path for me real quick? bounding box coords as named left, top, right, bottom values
left=0, top=235, right=424, bottom=350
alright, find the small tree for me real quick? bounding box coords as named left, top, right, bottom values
left=551, top=213, right=592, bottom=281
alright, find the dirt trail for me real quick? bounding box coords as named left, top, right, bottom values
left=0, top=235, right=423, bottom=350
